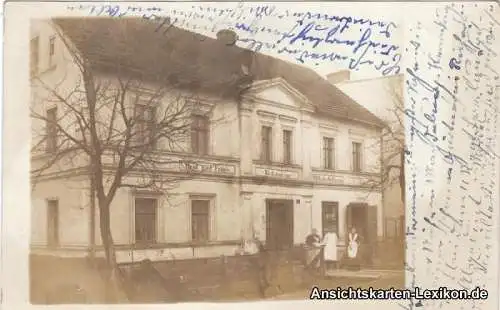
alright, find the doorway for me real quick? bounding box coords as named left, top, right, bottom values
left=266, top=199, right=294, bottom=250
left=346, top=203, right=377, bottom=265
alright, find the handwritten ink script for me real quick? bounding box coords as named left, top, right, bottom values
left=402, top=3, right=499, bottom=310
left=65, top=3, right=401, bottom=76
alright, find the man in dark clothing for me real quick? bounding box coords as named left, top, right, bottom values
left=251, top=236, right=270, bottom=297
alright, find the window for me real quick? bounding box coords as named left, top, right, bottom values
left=322, top=137, right=335, bottom=169
left=135, top=198, right=157, bottom=244
left=261, top=126, right=272, bottom=162
left=321, top=201, right=339, bottom=236
left=191, top=114, right=209, bottom=155
left=48, top=36, right=56, bottom=67
left=30, top=36, right=39, bottom=77
left=46, top=107, right=58, bottom=152
left=134, top=104, right=157, bottom=148
left=352, top=142, right=363, bottom=172
left=47, top=199, right=59, bottom=247
left=282, top=130, right=292, bottom=164
left=191, top=200, right=210, bottom=243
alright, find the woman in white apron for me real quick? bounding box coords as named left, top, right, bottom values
left=347, top=227, right=360, bottom=270
left=322, top=231, right=338, bottom=271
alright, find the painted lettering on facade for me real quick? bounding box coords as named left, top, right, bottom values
left=166, top=160, right=236, bottom=175
left=313, top=172, right=375, bottom=186
left=313, top=173, right=345, bottom=184
left=255, top=167, right=299, bottom=179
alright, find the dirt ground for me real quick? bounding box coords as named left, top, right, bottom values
left=30, top=253, right=404, bottom=303
left=271, top=272, right=405, bottom=300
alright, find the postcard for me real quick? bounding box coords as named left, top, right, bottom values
left=1, top=1, right=499, bottom=310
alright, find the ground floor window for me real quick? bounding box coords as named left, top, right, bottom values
left=135, top=197, right=157, bottom=244
left=321, top=201, right=339, bottom=236
left=47, top=199, right=59, bottom=247
left=191, top=199, right=210, bottom=243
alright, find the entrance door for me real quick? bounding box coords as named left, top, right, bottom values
left=346, top=203, right=377, bottom=264
left=266, top=199, right=294, bottom=250
left=346, top=203, right=366, bottom=242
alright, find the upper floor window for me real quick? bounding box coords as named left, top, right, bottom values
left=134, top=104, right=157, bottom=149
left=323, top=137, right=335, bottom=169
left=46, top=107, right=58, bottom=153
left=191, top=114, right=209, bottom=155
left=30, top=36, right=39, bottom=77
left=261, top=126, right=272, bottom=163
left=48, top=35, right=56, bottom=67
left=283, top=129, right=292, bottom=164
left=352, top=141, right=362, bottom=172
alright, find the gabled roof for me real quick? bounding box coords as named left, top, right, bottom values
left=53, top=17, right=384, bottom=128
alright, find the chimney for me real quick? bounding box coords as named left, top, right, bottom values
left=326, top=70, right=351, bottom=84
left=216, top=29, right=238, bottom=46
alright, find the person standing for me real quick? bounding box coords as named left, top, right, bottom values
left=304, top=228, right=322, bottom=270
left=250, top=233, right=270, bottom=297
left=322, top=230, right=338, bottom=271
left=347, top=227, right=360, bottom=270
left=305, top=228, right=321, bottom=247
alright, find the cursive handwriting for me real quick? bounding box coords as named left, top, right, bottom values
left=274, top=20, right=400, bottom=75
left=66, top=3, right=401, bottom=77
left=400, top=3, right=499, bottom=310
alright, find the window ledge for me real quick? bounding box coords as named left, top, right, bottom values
left=252, top=160, right=301, bottom=169
left=312, top=167, right=377, bottom=176
left=120, top=240, right=241, bottom=250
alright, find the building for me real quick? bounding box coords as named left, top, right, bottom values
left=30, top=18, right=385, bottom=263
left=335, top=73, right=405, bottom=240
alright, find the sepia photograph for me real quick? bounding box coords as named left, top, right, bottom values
left=28, top=15, right=407, bottom=304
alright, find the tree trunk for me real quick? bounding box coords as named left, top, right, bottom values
left=98, top=200, right=125, bottom=302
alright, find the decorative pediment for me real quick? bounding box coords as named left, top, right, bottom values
left=244, top=78, right=315, bottom=112
left=348, top=128, right=368, bottom=139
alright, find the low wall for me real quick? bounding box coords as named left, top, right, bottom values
left=119, top=248, right=307, bottom=301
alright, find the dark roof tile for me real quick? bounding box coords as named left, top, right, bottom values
left=53, top=17, right=384, bottom=127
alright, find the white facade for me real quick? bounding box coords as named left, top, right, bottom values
left=336, top=75, right=405, bottom=237
left=30, top=20, right=383, bottom=263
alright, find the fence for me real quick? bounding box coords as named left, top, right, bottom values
left=118, top=246, right=319, bottom=302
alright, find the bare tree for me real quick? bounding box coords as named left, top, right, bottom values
left=30, top=20, right=246, bottom=301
